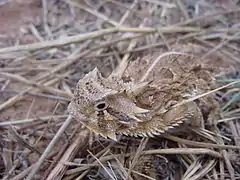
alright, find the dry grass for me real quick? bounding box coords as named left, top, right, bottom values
left=0, top=0, right=240, bottom=180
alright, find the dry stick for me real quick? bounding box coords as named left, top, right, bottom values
left=183, top=159, right=202, bottom=179
left=223, top=108, right=240, bottom=117
left=2, top=147, right=37, bottom=180
left=106, top=0, right=139, bottom=14
left=42, top=0, right=52, bottom=38
left=66, top=164, right=154, bottom=180
left=66, top=148, right=221, bottom=176
left=0, top=28, right=117, bottom=54
left=0, top=88, right=35, bottom=112
left=110, top=153, right=129, bottom=180
left=147, top=3, right=171, bottom=50
left=119, top=26, right=201, bottom=33
left=66, top=0, right=120, bottom=27
left=10, top=163, right=35, bottom=180
left=156, top=29, right=171, bottom=50
left=119, top=0, right=138, bottom=25
left=228, top=121, right=240, bottom=147
left=111, top=18, right=150, bottom=78
left=200, top=32, right=240, bottom=41
left=0, top=73, right=67, bottom=112
left=196, top=38, right=240, bottom=63
left=83, top=38, right=154, bottom=59
left=141, top=31, right=200, bottom=51
left=0, top=72, right=72, bottom=98
left=29, top=24, right=45, bottom=42
left=0, top=67, right=48, bottom=72
left=194, top=128, right=231, bottom=142
left=0, top=115, right=67, bottom=126
left=1, top=90, right=70, bottom=101
left=72, top=0, right=138, bottom=71
left=87, top=150, right=116, bottom=180
left=215, top=130, right=236, bottom=180
left=127, top=138, right=148, bottom=179
left=74, top=149, right=114, bottom=180
left=218, top=116, right=240, bottom=123
left=26, top=95, right=36, bottom=121
left=199, top=32, right=240, bottom=61
left=91, top=33, right=145, bottom=54
left=93, top=0, right=139, bottom=64
left=220, top=160, right=225, bottom=180
left=131, top=169, right=155, bottom=180
left=3, top=163, right=22, bottom=180
left=211, top=167, right=219, bottom=180
left=26, top=115, right=73, bottom=180
left=172, top=80, right=240, bottom=109
left=8, top=126, right=41, bottom=155
left=65, top=142, right=117, bottom=178
left=114, top=0, right=139, bottom=57
left=84, top=31, right=199, bottom=59
left=99, top=148, right=222, bottom=161
left=162, top=134, right=240, bottom=150
left=226, top=43, right=240, bottom=53
left=35, top=102, right=61, bottom=148
left=0, top=65, right=59, bottom=112
left=188, top=160, right=217, bottom=180
left=0, top=27, right=202, bottom=54
left=46, top=129, right=89, bottom=180
left=69, top=0, right=127, bottom=58
left=2, top=154, right=18, bottom=180
left=42, top=125, right=81, bottom=179
left=172, top=7, right=240, bottom=27
left=110, top=33, right=139, bottom=78
left=175, top=0, right=189, bottom=20
left=141, top=0, right=176, bottom=8
left=214, top=107, right=236, bottom=180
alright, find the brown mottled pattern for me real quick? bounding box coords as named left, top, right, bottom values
left=68, top=44, right=221, bottom=140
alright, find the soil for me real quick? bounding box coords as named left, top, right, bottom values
left=0, top=0, right=42, bottom=46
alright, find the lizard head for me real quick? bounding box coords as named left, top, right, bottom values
left=68, top=68, right=149, bottom=140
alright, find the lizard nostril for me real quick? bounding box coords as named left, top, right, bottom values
left=94, top=101, right=108, bottom=111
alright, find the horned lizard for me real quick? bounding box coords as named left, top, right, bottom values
left=68, top=44, right=220, bottom=140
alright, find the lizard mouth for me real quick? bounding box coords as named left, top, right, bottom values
left=105, top=106, right=151, bottom=124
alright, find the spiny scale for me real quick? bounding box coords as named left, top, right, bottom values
left=68, top=44, right=219, bottom=140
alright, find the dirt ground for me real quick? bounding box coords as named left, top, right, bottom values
left=0, top=0, right=240, bottom=180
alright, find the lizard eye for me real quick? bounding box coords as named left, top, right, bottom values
left=94, top=101, right=108, bottom=111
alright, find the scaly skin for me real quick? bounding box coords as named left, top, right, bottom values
left=68, top=44, right=219, bottom=140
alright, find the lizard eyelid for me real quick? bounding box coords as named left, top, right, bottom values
left=94, top=101, right=108, bottom=111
